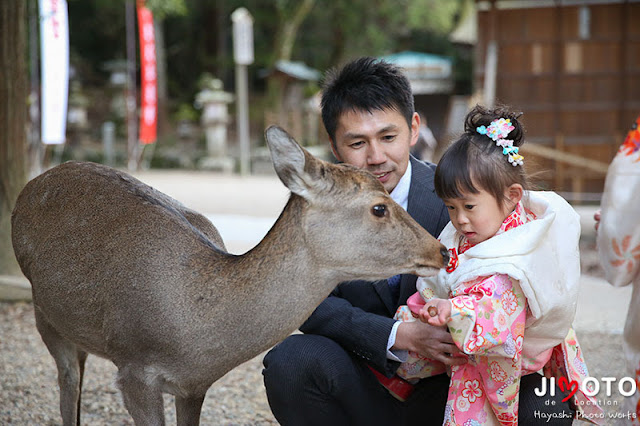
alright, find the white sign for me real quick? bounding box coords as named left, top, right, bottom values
left=232, top=8, right=254, bottom=65
left=39, top=0, right=69, bottom=145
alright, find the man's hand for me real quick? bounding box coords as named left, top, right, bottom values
left=393, top=320, right=466, bottom=365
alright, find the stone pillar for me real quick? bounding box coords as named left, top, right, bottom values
left=195, top=77, right=235, bottom=173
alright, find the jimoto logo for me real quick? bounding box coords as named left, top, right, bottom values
left=534, top=376, right=637, bottom=400
left=534, top=376, right=639, bottom=422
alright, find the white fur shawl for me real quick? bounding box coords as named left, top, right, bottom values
left=418, top=191, right=581, bottom=353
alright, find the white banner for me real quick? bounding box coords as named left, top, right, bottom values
left=39, top=0, right=69, bottom=145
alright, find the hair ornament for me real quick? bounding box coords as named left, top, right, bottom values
left=476, top=118, right=524, bottom=166
left=502, top=145, right=524, bottom=166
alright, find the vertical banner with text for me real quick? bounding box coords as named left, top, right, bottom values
left=137, top=1, right=157, bottom=144
left=39, top=0, right=69, bottom=145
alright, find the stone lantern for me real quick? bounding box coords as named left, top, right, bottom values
left=195, top=74, right=235, bottom=173
left=66, top=81, right=90, bottom=147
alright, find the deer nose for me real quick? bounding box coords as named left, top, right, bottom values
left=440, top=247, right=450, bottom=267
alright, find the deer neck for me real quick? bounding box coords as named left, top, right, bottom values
left=239, top=194, right=339, bottom=292
left=209, top=195, right=340, bottom=342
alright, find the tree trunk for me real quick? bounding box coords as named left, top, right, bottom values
left=0, top=1, right=28, bottom=276
left=328, top=4, right=346, bottom=67
left=274, top=0, right=316, bottom=62
left=267, top=0, right=316, bottom=125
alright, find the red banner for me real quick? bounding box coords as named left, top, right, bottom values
left=137, top=1, right=157, bottom=144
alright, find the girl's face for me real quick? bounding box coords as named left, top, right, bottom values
left=443, top=184, right=523, bottom=245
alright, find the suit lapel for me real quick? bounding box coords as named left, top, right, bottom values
left=373, top=279, right=397, bottom=315
left=397, top=274, right=418, bottom=306
left=407, top=156, right=442, bottom=238
left=400, top=157, right=446, bottom=305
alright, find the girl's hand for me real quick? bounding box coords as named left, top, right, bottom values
left=418, top=298, right=452, bottom=326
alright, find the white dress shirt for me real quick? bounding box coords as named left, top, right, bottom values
left=386, top=161, right=412, bottom=361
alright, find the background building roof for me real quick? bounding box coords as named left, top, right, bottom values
left=380, top=51, right=454, bottom=95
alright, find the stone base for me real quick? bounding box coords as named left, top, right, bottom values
left=0, top=275, right=32, bottom=301
left=198, top=156, right=235, bottom=173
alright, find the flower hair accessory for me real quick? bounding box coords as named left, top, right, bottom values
left=476, top=118, right=524, bottom=166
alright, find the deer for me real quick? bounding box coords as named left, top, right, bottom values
left=11, top=126, right=449, bottom=425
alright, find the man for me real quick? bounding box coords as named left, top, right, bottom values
left=263, top=57, right=573, bottom=425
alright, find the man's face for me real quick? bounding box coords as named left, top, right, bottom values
left=331, top=108, right=419, bottom=193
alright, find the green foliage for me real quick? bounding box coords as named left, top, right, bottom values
left=405, top=0, right=465, bottom=34
left=68, top=0, right=187, bottom=18
left=293, top=0, right=465, bottom=68
left=146, top=0, right=187, bottom=19
left=64, top=0, right=470, bottom=131
left=173, top=103, right=199, bottom=123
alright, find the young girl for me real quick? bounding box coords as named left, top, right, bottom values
left=393, top=105, right=603, bottom=425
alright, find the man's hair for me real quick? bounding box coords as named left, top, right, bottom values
left=320, top=57, right=415, bottom=144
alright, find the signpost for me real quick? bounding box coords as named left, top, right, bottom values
left=232, top=7, right=254, bottom=176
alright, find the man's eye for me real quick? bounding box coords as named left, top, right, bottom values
left=350, top=141, right=364, bottom=148
left=383, top=135, right=396, bottom=142
left=465, top=205, right=474, bottom=210
left=446, top=205, right=455, bottom=211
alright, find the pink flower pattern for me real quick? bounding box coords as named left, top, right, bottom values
left=490, top=361, right=508, bottom=382
left=610, top=235, right=640, bottom=274
left=501, top=289, right=519, bottom=315
left=461, top=379, right=483, bottom=403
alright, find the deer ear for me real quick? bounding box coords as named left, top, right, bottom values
left=265, top=126, right=325, bottom=199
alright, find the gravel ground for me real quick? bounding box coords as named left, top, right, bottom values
left=0, top=241, right=632, bottom=425
left=0, top=301, right=277, bottom=425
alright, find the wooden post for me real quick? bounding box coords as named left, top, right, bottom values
left=618, top=1, right=630, bottom=159
left=483, top=0, right=497, bottom=108
left=552, top=0, right=563, bottom=192
left=28, top=0, right=42, bottom=178
left=571, top=171, right=583, bottom=205
left=554, top=133, right=565, bottom=191
left=125, top=0, right=138, bottom=171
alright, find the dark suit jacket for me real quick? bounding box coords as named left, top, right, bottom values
left=300, top=156, right=450, bottom=377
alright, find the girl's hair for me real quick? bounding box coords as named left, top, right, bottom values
left=434, top=104, right=530, bottom=206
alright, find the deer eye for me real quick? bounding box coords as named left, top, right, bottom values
left=372, top=204, right=388, bottom=218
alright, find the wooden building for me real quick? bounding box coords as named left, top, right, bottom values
left=262, top=60, right=322, bottom=145
left=474, top=0, right=640, bottom=199
left=382, top=51, right=455, bottom=144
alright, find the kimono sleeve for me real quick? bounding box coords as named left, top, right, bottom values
left=597, top=123, right=640, bottom=288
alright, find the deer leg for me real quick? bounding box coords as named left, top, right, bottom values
left=34, top=308, right=84, bottom=426
left=116, top=366, right=165, bottom=426
left=76, top=350, right=88, bottom=425
left=175, top=394, right=205, bottom=426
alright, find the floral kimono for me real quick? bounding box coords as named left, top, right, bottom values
left=395, top=191, right=603, bottom=425
left=597, top=115, right=640, bottom=423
